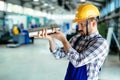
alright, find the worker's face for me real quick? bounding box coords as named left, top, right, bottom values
left=78, top=20, right=87, bottom=36
left=78, top=19, right=95, bottom=36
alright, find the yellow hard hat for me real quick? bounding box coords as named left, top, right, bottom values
left=73, top=3, right=100, bottom=23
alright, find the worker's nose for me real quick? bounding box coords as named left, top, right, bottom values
left=78, top=24, right=82, bottom=30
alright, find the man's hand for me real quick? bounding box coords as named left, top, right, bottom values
left=50, top=28, right=66, bottom=43
left=34, top=28, right=71, bottom=53
left=50, top=28, right=71, bottom=52
left=33, top=28, right=65, bottom=42
left=34, top=28, right=52, bottom=41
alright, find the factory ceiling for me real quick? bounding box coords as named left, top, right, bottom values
left=2, top=0, right=109, bottom=14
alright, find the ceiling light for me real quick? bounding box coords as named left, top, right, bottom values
left=33, top=0, right=39, bottom=2
left=51, top=6, right=55, bottom=9
left=44, top=3, right=48, bottom=6
left=80, top=0, right=86, bottom=2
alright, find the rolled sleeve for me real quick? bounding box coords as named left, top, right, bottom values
left=52, top=44, right=67, bottom=59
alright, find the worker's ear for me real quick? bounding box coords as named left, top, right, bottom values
left=92, top=19, right=96, bottom=27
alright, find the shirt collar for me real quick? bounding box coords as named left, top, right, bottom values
left=85, top=31, right=99, bottom=40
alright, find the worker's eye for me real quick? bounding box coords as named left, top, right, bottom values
left=79, top=23, right=86, bottom=27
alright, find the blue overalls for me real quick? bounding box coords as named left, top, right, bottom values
left=64, top=62, right=87, bottom=80
left=65, top=35, right=88, bottom=80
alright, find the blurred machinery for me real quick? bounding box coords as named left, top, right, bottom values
left=0, top=25, right=12, bottom=44
left=6, top=25, right=32, bottom=48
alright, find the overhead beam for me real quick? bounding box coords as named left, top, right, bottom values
left=86, top=1, right=102, bottom=6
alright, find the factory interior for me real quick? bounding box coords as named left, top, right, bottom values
left=0, top=0, right=120, bottom=80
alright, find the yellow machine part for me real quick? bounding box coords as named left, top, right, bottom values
left=13, top=26, right=19, bottom=35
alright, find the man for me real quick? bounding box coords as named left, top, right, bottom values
left=36, top=3, right=109, bottom=80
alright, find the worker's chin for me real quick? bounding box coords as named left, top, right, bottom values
left=81, top=33, right=85, bottom=37
left=79, top=31, right=85, bottom=36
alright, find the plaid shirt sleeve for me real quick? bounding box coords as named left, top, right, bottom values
left=68, top=39, right=109, bottom=67
left=51, top=34, right=80, bottom=59
left=52, top=43, right=67, bottom=59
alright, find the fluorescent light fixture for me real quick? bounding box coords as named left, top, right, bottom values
left=80, top=0, right=86, bottom=2
left=33, top=0, right=39, bottom=2
left=44, top=3, right=48, bottom=6
left=51, top=6, right=55, bottom=9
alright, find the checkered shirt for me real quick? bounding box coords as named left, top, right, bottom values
left=52, top=32, right=109, bottom=80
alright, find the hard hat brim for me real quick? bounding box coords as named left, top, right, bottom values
left=72, top=18, right=85, bottom=23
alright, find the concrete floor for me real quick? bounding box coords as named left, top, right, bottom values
left=0, top=39, right=120, bottom=80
